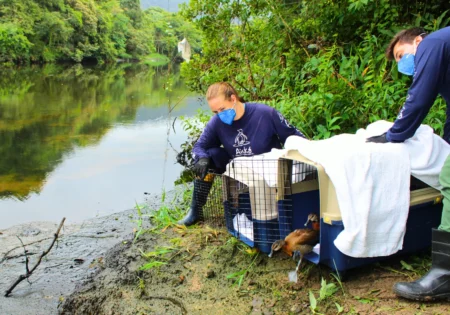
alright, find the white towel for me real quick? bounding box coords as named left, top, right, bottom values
left=285, top=127, right=411, bottom=257
left=225, top=150, right=286, bottom=220
left=359, top=120, right=450, bottom=190
left=233, top=213, right=254, bottom=241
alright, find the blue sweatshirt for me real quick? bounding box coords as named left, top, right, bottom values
left=387, top=27, right=450, bottom=143
left=193, top=103, right=305, bottom=159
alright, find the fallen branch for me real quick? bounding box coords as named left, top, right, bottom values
left=4, top=218, right=66, bottom=297
left=16, top=236, right=30, bottom=275
left=1, top=238, right=51, bottom=264
left=1, top=252, right=37, bottom=262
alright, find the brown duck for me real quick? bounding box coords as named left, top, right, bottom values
left=268, top=213, right=320, bottom=270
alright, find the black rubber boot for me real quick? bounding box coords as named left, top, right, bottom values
left=177, top=179, right=213, bottom=226
left=393, top=229, right=450, bottom=301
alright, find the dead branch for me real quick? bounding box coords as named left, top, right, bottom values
left=16, top=236, right=30, bottom=275
left=4, top=218, right=66, bottom=297
left=1, top=238, right=52, bottom=264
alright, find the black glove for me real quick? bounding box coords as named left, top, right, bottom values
left=193, top=158, right=210, bottom=180
left=366, top=133, right=389, bottom=143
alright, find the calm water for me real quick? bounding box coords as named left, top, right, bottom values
left=0, top=64, right=203, bottom=228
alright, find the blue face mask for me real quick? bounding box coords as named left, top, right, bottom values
left=398, top=53, right=415, bottom=76
left=218, top=103, right=236, bottom=125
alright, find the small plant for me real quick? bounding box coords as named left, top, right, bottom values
left=132, top=202, right=147, bottom=243
left=139, top=246, right=177, bottom=259
left=353, top=294, right=378, bottom=305
left=330, top=260, right=346, bottom=295
left=149, top=202, right=185, bottom=230
left=309, top=290, right=320, bottom=314
left=309, top=278, right=339, bottom=314
left=226, top=253, right=259, bottom=288
left=138, top=244, right=181, bottom=272
left=335, top=302, right=344, bottom=314
left=139, top=261, right=167, bottom=271
left=319, top=278, right=339, bottom=300
left=136, top=277, right=146, bottom=293
left=148, top=185, right=194, bottom=230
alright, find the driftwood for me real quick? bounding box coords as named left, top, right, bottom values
left=4, top=218, right=66, bottom=297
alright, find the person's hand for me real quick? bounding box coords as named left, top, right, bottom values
left=366, top=133, right=389, bottom=143
left=194, top=158, right=210, bottom=180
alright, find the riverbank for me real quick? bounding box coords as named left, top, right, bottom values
left=2, top=190, right=450, bottom=314
left=0, top=191, right=166, bottom=315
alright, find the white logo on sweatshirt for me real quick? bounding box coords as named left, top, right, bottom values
left=233, top=129, right=252, bottom=156
left=234, top=129, right=250, bottom=147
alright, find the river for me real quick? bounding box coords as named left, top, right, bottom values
left=0, top=63, right=204, bottom=229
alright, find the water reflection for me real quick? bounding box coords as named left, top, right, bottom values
left=0, top=64, right=202, bottom=228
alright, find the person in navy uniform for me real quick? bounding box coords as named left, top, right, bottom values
left=367, top=27, right=450, bottom=301
left=178, top=82, right=305, bottom=226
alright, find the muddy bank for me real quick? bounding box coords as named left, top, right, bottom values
left=3, top=188, right=450, bottom=315
left=59, top=226, right=450, bottom=315
left=0, top=192, right=167, bottom=315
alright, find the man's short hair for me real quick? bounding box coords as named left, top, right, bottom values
left=385, top=27, right=427, bottom=60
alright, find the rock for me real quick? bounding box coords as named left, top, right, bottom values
left=252, top=296, right=263, bottom=312
left=290, top=304, right=301, bottom=313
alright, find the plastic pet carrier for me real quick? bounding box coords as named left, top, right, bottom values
left=221, top=150, right=443, bottom=273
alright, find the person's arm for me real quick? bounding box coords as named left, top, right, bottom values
left=271, top=108, right=306, bottom=145
left=386, top=39, right=448, bottom=142
left=192, top=119, right=221, bottom=160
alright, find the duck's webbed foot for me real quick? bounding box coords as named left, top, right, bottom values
left=293, top=251, right=304, bottom=272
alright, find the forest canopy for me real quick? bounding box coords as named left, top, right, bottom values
left=0, top=0, right=201, bottom=64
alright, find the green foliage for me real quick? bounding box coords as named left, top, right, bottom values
left=180, top=0, right=450, bottom=139
left=147, top=187, right=192, bottom=229
left=319, top=278, right=339, bottom=300
left=226, top=253, right=259, bottom=288
left=175, top=109, right=212, bottom=184
left=133, top=202, right=146, bottom=242
left=0, top=23, right=32, bottom=63
left=139, top=261, right=167, bottom=271
left=0, top=0, right=202, bottom=64
left=139, top=246, right=177, bottom=258
left=309, top=278, right=340, bottom=314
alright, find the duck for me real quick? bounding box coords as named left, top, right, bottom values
left=268, top=213, right=320, bottom=271
left=268, top=213, right=320, bottom=262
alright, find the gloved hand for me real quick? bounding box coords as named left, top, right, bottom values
left=193, top=158, right=210, bottom=180
left=366, top=133, right=389, bottom=143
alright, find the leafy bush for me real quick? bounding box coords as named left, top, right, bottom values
left=180, top=0, right=450, bottom=139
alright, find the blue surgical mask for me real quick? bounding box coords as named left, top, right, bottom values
left=218, top=103, right=236, bottom=125
left=397, top=40, right=420, bottom=76
left=398, top=53, right=415, bottom=76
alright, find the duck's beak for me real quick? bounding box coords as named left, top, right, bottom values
left=304, top=217, right=311, bottom=227
left=268, top=249, right=274, bottom=258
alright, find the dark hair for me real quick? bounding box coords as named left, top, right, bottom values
left=385, top=27, right=427, bottom=60
left=206, top=82, right=245, bottom=102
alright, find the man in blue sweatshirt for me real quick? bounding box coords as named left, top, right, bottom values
left=367, top=27, right=450, bottom=301
left=178, top=82, right=305, bottom=226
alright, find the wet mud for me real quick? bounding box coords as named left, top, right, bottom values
left=2, top=192, right=450, bottom=315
